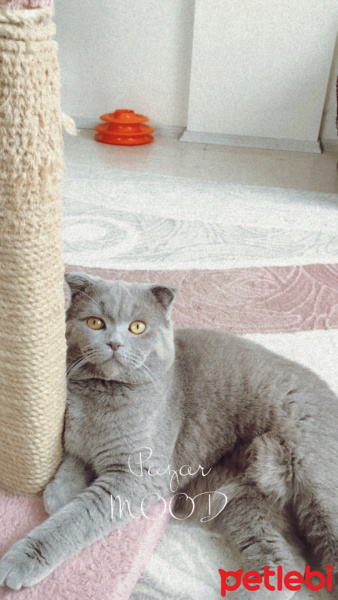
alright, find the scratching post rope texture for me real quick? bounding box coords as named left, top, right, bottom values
left=0, top=5, right=66, bottom=494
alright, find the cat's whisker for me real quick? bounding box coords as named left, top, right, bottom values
left=67, top=347, right=99, bottom=373
left=66, top=355, right=85, bottom=374
left=123, top=350, right=165, bottom=399
left=67, top=346, right=108, bottom=381
left=82, top=348, right=100, bottom=361
left=67, top=356, right=89, bottom=380
left=138, top=364, right=165, bottom=400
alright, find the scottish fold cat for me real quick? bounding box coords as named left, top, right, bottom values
left=0, top=273, right=337, bottom=598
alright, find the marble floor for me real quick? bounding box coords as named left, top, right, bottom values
left=64, top=129, right=338, bottom=193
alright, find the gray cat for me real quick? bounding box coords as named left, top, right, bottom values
left=0, top=273, right=337, bottom=599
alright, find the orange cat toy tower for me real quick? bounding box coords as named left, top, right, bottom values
left=95, top=109, right=154, bottom=146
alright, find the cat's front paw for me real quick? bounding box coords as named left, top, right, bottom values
left=43, top=477, right=82, bottom=515
left=0, top=537, right=53, bottom=589
left=43, top=480, right=67, bottom=515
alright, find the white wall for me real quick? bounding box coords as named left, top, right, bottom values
left=184, top=0, right=337, bottom=150
left=55, top=0, right=337, bottom=147
left=55, top=0, right=195, bottom=129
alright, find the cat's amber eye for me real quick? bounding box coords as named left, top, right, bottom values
left=87, top=317, right=105, bottom=330
left=129, top=321, right=146, bottom=335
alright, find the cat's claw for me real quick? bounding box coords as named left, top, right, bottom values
left=0, top=537, right=52, bottom=589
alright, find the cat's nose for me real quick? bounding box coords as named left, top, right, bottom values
left=108, top=342, right=121, bottom=352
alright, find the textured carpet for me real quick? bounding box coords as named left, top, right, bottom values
left=1, top=262, right=337, bottom=599
left=62, top=168, right=338, bottom=270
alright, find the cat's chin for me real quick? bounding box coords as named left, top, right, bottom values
left=97, top=356, right=132, bottom=381
left=103, top=362, right=121, bottom=379
left=68, top=358, right=123, bottom=382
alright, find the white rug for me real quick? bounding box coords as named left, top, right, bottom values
left=62, top=167, right=338, bottom=270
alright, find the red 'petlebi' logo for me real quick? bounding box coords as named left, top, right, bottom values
left=219, top=564, right=334, bottom=596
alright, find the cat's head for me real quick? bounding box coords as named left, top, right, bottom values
left=65, top=273, right=176, bottom=384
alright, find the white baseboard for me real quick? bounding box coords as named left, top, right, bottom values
left=151, top=124, right=185, bottom=139
left=68, top=118, right=336, bottom=153
left=180, top=129, right=323, bottom=153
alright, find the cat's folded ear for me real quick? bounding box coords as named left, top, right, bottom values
left=64, top=272, right=96, bottom=306
left=149, top=285, right=176, bottom=312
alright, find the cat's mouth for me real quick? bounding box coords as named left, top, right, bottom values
left=72, top=352, right=125, bottom=378
left=107, top=351, right=123, bottom=363
left=103, top=352, right=125, bottom=371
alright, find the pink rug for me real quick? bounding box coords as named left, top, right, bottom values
left=1, top=262, right=337, bottom=600
left=65, top=263, right=338, bottom=334
left=0, top=492, right=169, bottom=600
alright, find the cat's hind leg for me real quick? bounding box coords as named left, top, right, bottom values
left=202, top=433, right=307, bottom=599
left=294, top=480, right=338, bottom=593
left=286, top=413, right=338, bottom=594
left=212, top=478, right=305, bottom=600
left=43, top=453, right=94, bottom=515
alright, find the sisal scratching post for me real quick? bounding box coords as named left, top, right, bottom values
left=0, top=5, right=67, bottom=494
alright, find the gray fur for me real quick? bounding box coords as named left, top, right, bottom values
left=0, top=273, right=337, bottom=598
